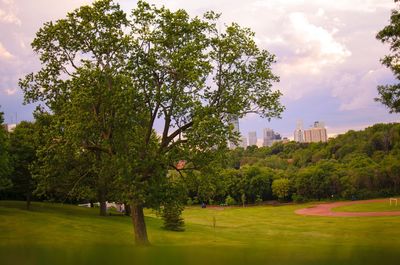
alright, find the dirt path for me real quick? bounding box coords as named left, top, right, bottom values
left=295, top=199, right=400, bottom=217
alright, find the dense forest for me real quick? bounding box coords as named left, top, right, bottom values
left=2, top=113, right=399, bottom=206
left=182, top=122, right=400, bottom=204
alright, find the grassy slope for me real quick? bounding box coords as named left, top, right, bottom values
left=333, top=201, right=400, bottom=212
left=1, top=201, right=400, bottom=265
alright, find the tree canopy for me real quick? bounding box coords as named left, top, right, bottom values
left=376, top=0, right=400, bottom=112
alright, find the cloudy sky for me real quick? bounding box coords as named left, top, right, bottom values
left=1, top=0, right=399, bottom=139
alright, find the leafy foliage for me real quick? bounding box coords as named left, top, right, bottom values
left=19, top=0, right=283, bottom=244
left=161, top=203, right=185, bottom=231
left=272, top=179, right=291, bottom=201
left=376, top=1, right=400, bottom=112
left=8, top=121, right=39, bottom=208
left=0, top=109, right=12, bottom=192
left=183, top=123, right=400, bottom=204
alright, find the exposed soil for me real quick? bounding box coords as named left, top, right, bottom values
left=295, top=199, right=400, bottom=217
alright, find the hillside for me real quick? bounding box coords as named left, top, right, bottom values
left=183, top=123, right=400, bottom=204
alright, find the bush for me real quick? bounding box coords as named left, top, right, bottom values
left=225, top=195, right=236, bottom=206
left=272, top=178, right=291, bottom=201
left=255, top=195, right=263, bottom=204
left=292, top=193, right=306, bottom=203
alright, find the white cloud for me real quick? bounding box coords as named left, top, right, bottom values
left=3, top=87, right=17, bottom=95
left=0, top=42, right=13, bottom=59
left=316, top=8, right=325, bottom=17
left=0, top=8, right=20, bottom=25
left=252, top=0, right=394, bottom=13
left=331, top=69, right=388, bottom=111
left=0, top=0, right=21, bottom=25
left=279, top=12, right=351, bottom=75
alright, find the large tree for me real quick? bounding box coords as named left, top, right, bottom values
left=376, top=0, right=400, bottom=112
left=20, top=0, right=137, bottom=216
left=123, top=1, right=283, bottom=244
left=21, top=0, right=284, bottom=245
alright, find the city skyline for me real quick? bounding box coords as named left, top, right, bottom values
left=0, top=0, right=400, bottom=137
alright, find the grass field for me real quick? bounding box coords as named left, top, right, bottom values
left=333, top=201, right=400, bottom=212
left=1, top=200, right=400, bottom=265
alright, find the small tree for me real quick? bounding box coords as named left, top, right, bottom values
left=272, top=178, right=291, bottom=201
left=158, top=178, right=187, bottom=231
left=241, top=193, right=246, bottom=207
left=9, top=121, right=39, bottom=210
left=0, top=108, right=12, bottom=192
left=161, top=203, right=185, bottom=231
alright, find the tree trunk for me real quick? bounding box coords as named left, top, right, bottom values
left=124, top=203, right=131, bottom=216
left=100, top=200, right=107, bottom=216
left=131, top=202, right=149, bottom=245
left=98, top=188, right=107, bottom=216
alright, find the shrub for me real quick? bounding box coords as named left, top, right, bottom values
left=225, top=195, right=236, bottom=206
left=272, top=178, right=291, bottom=201
left=255, top=195, right=263, bottom=204
left=292, top=193, right=306, bottom=203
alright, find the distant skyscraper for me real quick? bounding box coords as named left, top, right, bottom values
left=263, top=128, right=274, bottom=147
left=303, top=121, right=328, bottom=143
left=228, top=115, right=240, bottom=149
left=248, top=131, right=257, bottom=146
left=294, top=119, right=304, bottom=143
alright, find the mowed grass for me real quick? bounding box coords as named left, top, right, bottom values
left=1, top=200, right=400, bottom=265
left=333, top=200, right=400, bottom=212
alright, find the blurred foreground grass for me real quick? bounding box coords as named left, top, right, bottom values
left=1, top=200, right=400, bottom=265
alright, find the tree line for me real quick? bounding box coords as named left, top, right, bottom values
left=2, top=111, right=400, bottom=213
left=181, top=123, right=400, bottom=205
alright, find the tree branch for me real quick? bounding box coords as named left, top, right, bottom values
left=163, top=121, right=193, bottom=149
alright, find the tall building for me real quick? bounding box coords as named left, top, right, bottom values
left=303, top=121, right=328, bottom=143
left=294, top=119, right=304, bottom=143
left=263, top=128, right=281, bottom=147
left=248, top=131, right=257, bottom=146
left=263, top=128, right=274, bottom=147
left=228, top=115, right=240, bottom=149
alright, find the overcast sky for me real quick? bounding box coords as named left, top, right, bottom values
left=1, top=0, right=399, bottom=139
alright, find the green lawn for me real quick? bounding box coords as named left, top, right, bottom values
left=333, top=201, right=400, bottom=212
left=1, top=200, right=400, bottom=265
